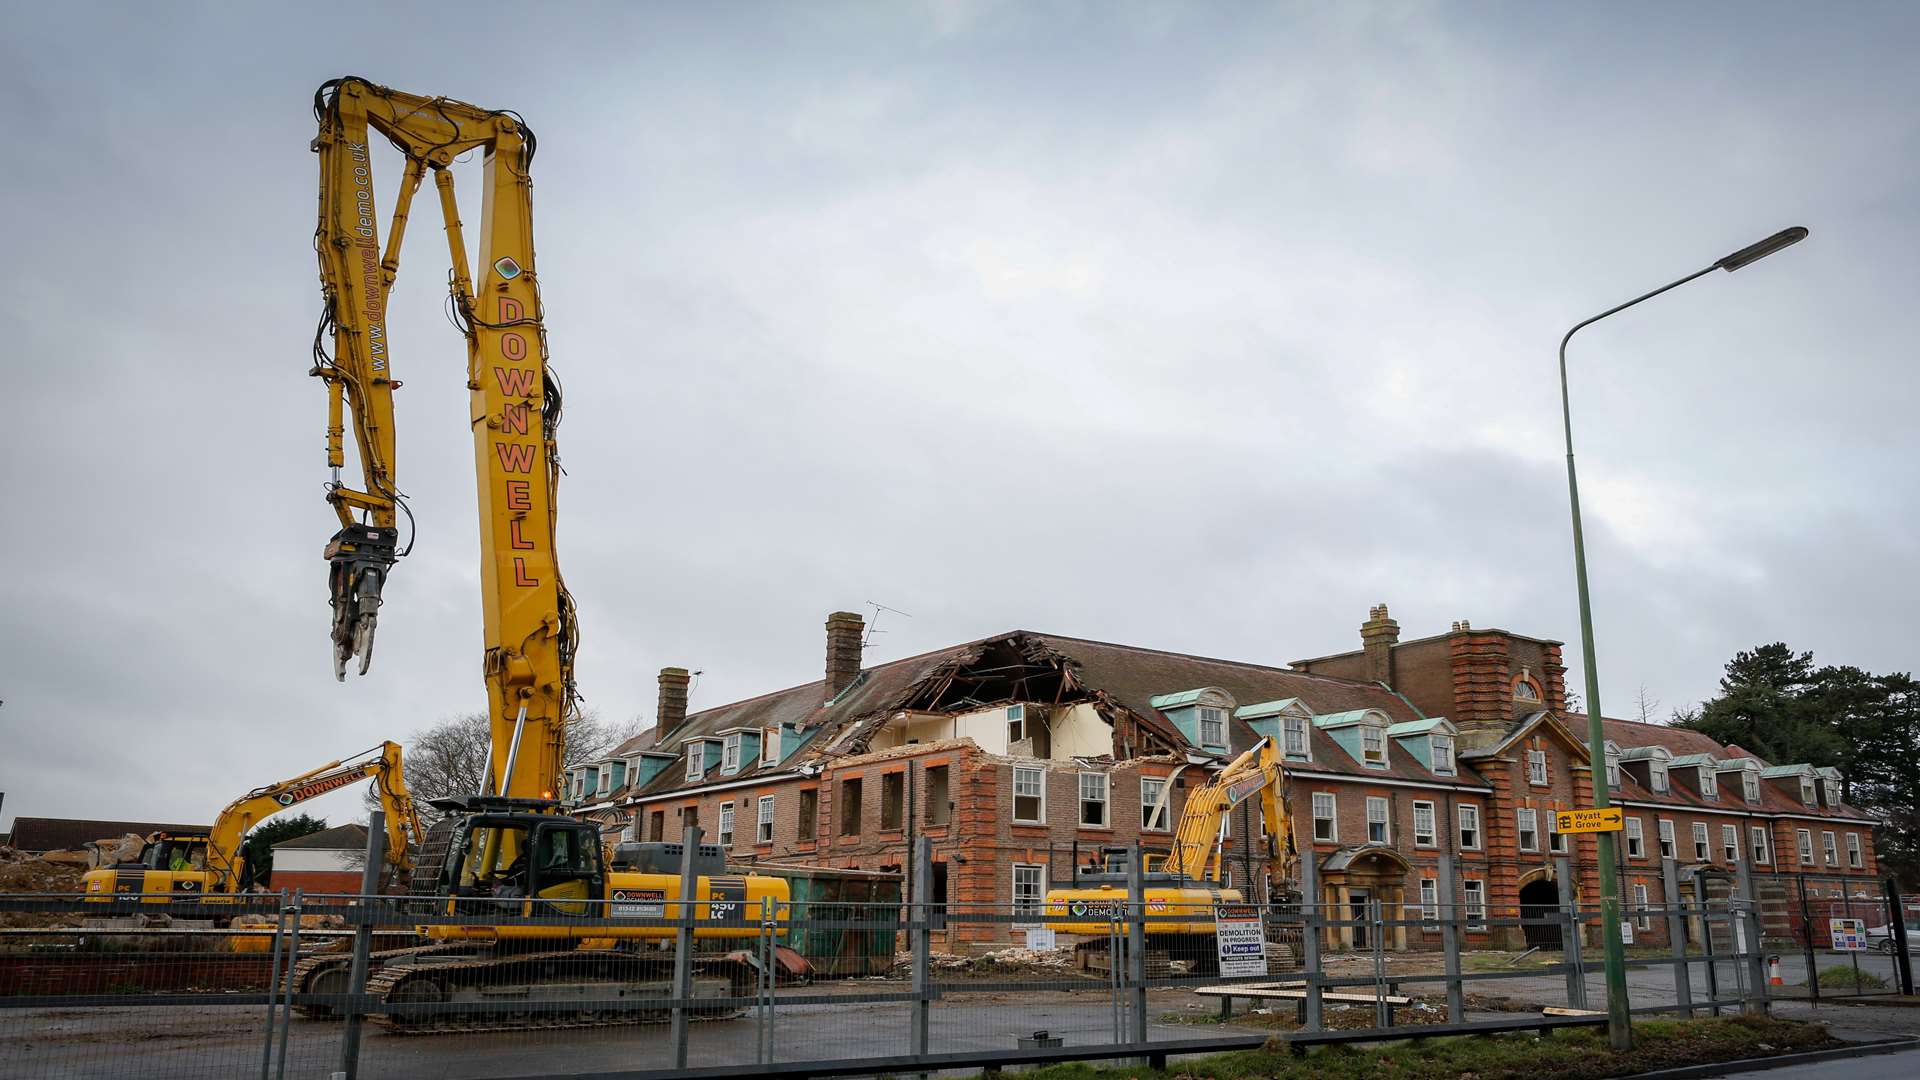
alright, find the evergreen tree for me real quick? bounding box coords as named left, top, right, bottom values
left=241, top=813, right=328, bottom=887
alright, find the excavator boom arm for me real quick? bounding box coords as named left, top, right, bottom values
left=312, top=77, right=576, bottom=800
left=202, top=742, right=423, bottom=890
left=1166, top=739, right=1297, bottom=891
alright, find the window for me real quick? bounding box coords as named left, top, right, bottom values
left=1822, top=779, right=1838, bottom=808
left=1361, top=724, right=1387, bottom=766
left=762, top=727, right=779, bottom=767
left=722, top=734, right=742, bottom=774
left=1079, top=772, right=1109, bottom=827
left=1605, top=743, right=1621, bottom=788
left=797, top=789, right=817, bottom=842
left=1692, top=822, right=1710, bottom=861
left=1722, top=823, right=1740, bottom=862
left=1700, top=770, right=1718, bottom=799
left=1742, top=770, right=1760, bottom=804
left=1366, top=797, right=1390, bottom=844
left=1006, top=703, right=1027, bottom=746
left=1430, top=734, right=1455, bottom=776
left=1517, top=808, right=1539, bottom=852
left=685, top=744, right=705, bottom=781
left=757, top=795, right=775, bottom=843
left=1821, top=831, right=1838, bottom=866
left=1140, top=777, right=1169, bottom=832
left=1412, top=801, right=1437, bottom=847
left=647, top=810, right=664, bottom=842
left=1013, top=766, right=1045, bottom=824
left=1625, top=817, right=1644, bottom=858
left=1463, top=880, right=1486, bottom=929
left=1514, top=675, right=1541, bottom=702
left=1658, top=819, right=1676, bottom=860
left=619, top=816, right=636, bottom=842
left=1458, top=804, right=1481, bottom=850
left=1800, top=776, right=1816, bottom=806
left=839, top=778, right=863, bottom=836
left=1419, top=878, right=1439, bottom=922
left=1549, top=811, right=1569, bottom=854
left=1283, top=715, right=1309, bottom=759
left=718, top=802, right=735, bottom=847
left=571, top=772, right=585, bottom=801
left=1312, top=792, right=1338, bottom=842
left=1527, top=749, right=1548, bottom=786
left=881, top=772, right=904, bottom=830
left=1198, top=706, right=1226, bottom=747
left=927, top=765, right=951, bottom=826
left=1796, top=828, right=1814, bottom=864
left=1633, top=883, right=1653, bottom=931
left=1012, top=863, right=1045, bottom=921
left=1748, top=825, right=1769, bottom=864
left=1650, top=760, right=1669, bottom=793
left=1846, top=833, right=1863, bottom=869
left=598, top=764, right=613, bottom=794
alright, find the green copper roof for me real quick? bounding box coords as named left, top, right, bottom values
left=1618, top=746, right=1671, bottom=761
left=1236, top=698, right=1303, bottom=720
left=1148, top=689, right=1209, bottom=709
left=1760, top=764, right=1813, bottom=778
left=1312, top=709, right=1375, bottom=729
left=1386, top=717, right=1452, bottom=737
left=1669, top=753, right=1719, bottom=767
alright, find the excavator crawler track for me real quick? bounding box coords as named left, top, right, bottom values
left=290, top=943, right=464, bottom=1018
left=365, top=949, right=754, bottom=1035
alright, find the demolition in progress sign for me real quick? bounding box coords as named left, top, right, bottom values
left=1214, top=903, right=1268, bottom=978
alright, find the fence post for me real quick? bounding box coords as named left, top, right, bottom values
left=1555, top=857, right=1586, bottom=1011
left=1734, top=858, right=1768, bottom=1015
left=910, top=836, right=932, bottom=1061
left=1125, top=842, right=1148, bottom=1051
left=259, top=888, right=290, bottom=1080
left=337, top=809, right=387, bottom=1080
left=275, top=889, right=303, bottom=1080
left=1299, top=849, right=1323, bottom=1030
left=1438, top=854, right=1463, bottom=1024
left=1661, top=858, right=1693, bottom=1017
left=1888, top=878, right=1914, bottom=996
left=1797, top=876, right=1819, bottom=1006
left=670, top=825, right=701, bottom=1072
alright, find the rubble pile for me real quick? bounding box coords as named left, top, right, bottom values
left=887, top=946, right=1075, bottom=977
left=0, top=845, right=88, bottom=894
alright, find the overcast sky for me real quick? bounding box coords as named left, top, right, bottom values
left=3, top=2, right=1915, bottom=832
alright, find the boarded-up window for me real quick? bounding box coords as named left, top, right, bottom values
left=881, top=772, right=904, bottom=830
left=926, top=765, right=950, bottom=826
left=647, top=810, right=664, bottom=842
left=797, top=789, right=817, bottom=842
left=840, top=778, right=863, bottom=836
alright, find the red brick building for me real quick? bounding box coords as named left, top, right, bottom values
left=573, top=608, right=1881, bottom=951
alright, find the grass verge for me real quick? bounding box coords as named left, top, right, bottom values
left=974, top=1015, right=1840, bottom=1080
left=1817, top=965, right=1889, bottom=990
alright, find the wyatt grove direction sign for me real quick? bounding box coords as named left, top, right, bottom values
left=1555, top=808, right=1625, bottom=834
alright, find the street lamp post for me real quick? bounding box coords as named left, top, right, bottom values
left=1557, top=226, right=1807, bottom=1051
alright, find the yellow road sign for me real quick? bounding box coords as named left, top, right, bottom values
left=1555, top=807, right=1625, bottom=834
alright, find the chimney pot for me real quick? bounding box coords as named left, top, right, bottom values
left=825, top=611, right=866, bottom=701
left=1359, top=604, right=1400, bottom=686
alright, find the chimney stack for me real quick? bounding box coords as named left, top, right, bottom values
left=1360, top=603, right=1400, bottom=686
left=656, top=667, right=690, bottom=735
left=825, top=611, right=866, bottom=701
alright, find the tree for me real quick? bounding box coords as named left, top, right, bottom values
left=1675, top=645, right=1920, bottom=886
left=371, top=709, right=643, bottom=824
left=1634, top=683, right=1661, bottom=724
left=242, top=813, right=328, bottom=887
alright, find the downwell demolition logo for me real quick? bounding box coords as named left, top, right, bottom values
left=276, top=771, right=364, bottom=805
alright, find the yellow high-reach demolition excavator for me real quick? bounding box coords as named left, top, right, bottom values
left=294, top=76, right=786, bottom=1031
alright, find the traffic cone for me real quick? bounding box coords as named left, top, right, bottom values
left=1768, top=956, right=1783, bottom=986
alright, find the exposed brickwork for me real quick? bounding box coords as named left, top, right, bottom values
left=1449, top=631, right=1514, bottom=741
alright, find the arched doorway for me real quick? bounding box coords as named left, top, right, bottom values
left=1518, top=877, right=1562, bottom=948
left=1319, top=846, right=1415, bottom=951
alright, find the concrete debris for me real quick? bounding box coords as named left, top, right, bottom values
left=0, top=845, right=88, bottom=893
left=86, top=833, right=147, bottom=867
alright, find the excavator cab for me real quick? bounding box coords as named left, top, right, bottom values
left=426, top=799, right=606, bottom=918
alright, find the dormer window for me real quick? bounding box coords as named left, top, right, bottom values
left=1197, top=706, right=1226, bottom=748
left=1430, top=734, right=1455, bottom=776
left=1742, top=768, right=1760, bottom=804
left=685, top=743, right=705, bottom=781
left=1822, top=779, right=1837, bottom=807
left=1361, top=723, right=1387, bottom=767
left=1649, top=759, right=1669, bottom=794
left=1800, top=776, right=1817, bottom=806
left=1604, top=742, right=1621, bottom=788
left=762, top=727, right=779, bottom=767
left=1700, top=770, right=1718, bottom=799
left=722, top=733, right=742, bottom=774
left=597, top=764, right=612, bottom=794
left=1282, top=714, right=1309, bottom=760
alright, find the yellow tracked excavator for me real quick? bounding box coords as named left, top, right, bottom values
left=294, top=76, right=787, bottom=1032
left=1044, top=737, right=1297, bottom=974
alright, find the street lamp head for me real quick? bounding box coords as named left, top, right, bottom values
left=1715, top=226, right=1809, bottom=272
